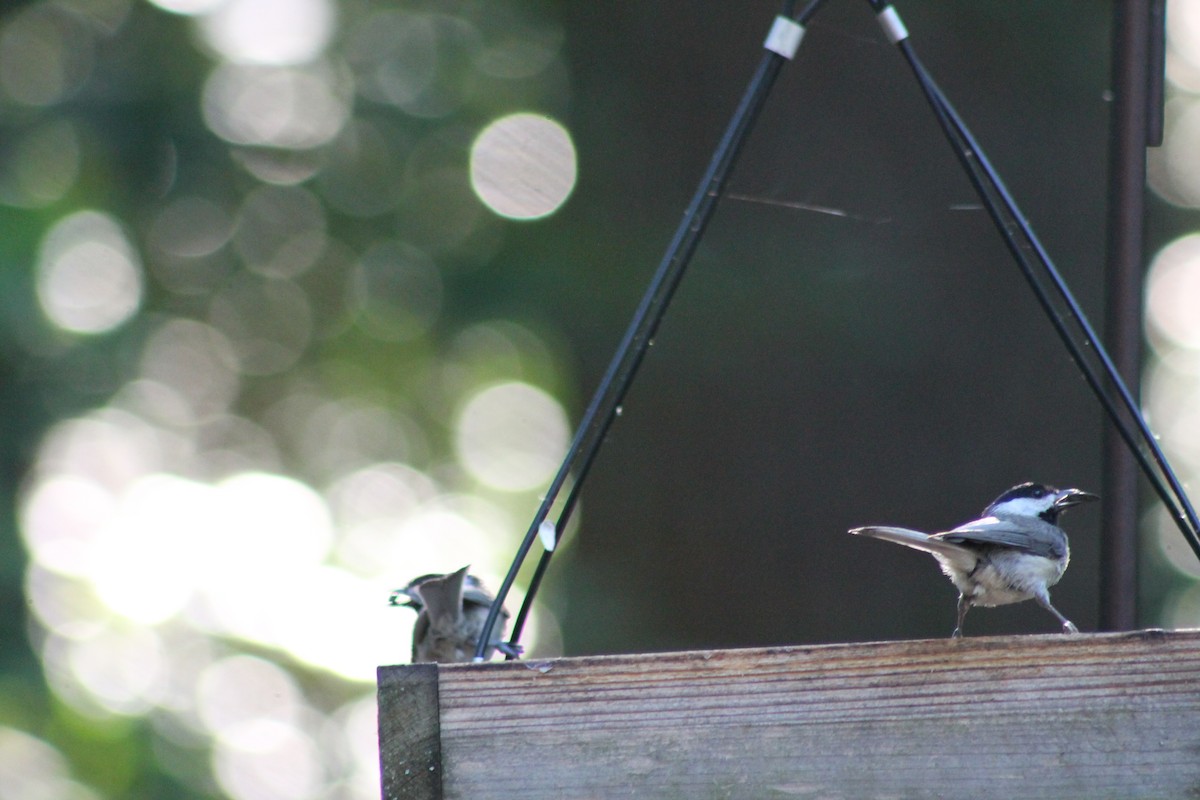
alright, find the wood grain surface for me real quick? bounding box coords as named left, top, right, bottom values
left=377, top=663, right=442, bottom=800
left=378, top=630, right=1200, bottom=799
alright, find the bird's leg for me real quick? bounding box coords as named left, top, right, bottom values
left=952, top=594, right=971, bottom=638
left=493, top=641, right=523, bottom=659
left=1034, top=591, right=1078, bottom=634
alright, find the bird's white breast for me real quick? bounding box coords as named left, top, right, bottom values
left=938, top=549, right=1067, bottom=607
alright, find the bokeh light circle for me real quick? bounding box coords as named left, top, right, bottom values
left=1146, top=233, right=1200, bottom=351
left=0, top=726, right=100, bottom=800
left=36, top=211, right=143, bottom=334
left=199, top=0, right=335, bottom=66
left=201, top=62, right=350, bottom=150
left=0, top=5, right=95, bottom=107
left=1168, top=0, right=1200, bottom=86
left=352, top=241, right=442, bottom=342
left=455, top=381, right=569, bottom=491
left=0, top=120, right=81, bottom=208
left=1152, top=97, right=1200, bottom=208
left=469, top=113, right=576, bottom=220
left=146, top=0, right=227, bottom=14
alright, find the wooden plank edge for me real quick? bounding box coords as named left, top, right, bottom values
left=416, top=627, right=1200, bottom=675
left=377, top=662, right=442, bottom=800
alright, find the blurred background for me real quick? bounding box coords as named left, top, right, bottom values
left=2, top=0, right=1200, bottom=797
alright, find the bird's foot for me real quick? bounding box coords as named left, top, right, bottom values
left=494, top=641, right=524, bottom=659
left=1062, top=621, right=1079, bottom=634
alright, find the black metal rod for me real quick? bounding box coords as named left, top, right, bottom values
left=912, top=72, right=1200, bottom=557
left=1100, top=0, right=1156, bottom=631
left=895, top=43, right=1161, bottom=507
left=477, top=0, right=830, bottom=659
left=875, top=3, right=1200, bottom=561
left=505, top=538, right=551, bottom=650
left=503, top=471, right=576, bottom=654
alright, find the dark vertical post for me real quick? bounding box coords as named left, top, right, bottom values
left=1101, top=0, right=1161, bottom=630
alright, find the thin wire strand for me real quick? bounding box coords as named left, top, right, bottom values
left=477, top=0, right=832, bottom=660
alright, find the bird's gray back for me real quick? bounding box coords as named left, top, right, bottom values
left=933, top=515, right=1068, bottom=560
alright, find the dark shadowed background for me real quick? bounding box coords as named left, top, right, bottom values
left=550, top=2, right=1118, bottom=650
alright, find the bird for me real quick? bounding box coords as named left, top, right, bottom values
left=389, top=566, right=518, bottom=663
left=849, top=482, right=1098, bottom=637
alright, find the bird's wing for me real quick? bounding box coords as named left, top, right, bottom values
left=933, top=516, right=1062, bottom=559
left=410, top=612, right=430, bottom=662
left=462, top=584, right=504, bottom=616
left=415, top=566, right=469, bottom=628
left=849, top=525, right=978, bottom=572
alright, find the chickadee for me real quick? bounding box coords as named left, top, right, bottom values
left=389, top=566, right=518, bottom=663
left=849, top=482, right=1098, bottom=637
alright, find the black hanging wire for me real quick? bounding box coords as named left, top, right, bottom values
left=476, top=0, right=832, bottom=660
left=864, top=0, right=1200, bottom=558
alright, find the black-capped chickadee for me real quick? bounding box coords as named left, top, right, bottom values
left=849, top=482, right=1098, bottom=637
left=389, top=566, right=518, bottom=663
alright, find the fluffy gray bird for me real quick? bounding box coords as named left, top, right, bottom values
left=389, top=567, right=514, bottom=663
left=849, top=482, right=1098, bottom=637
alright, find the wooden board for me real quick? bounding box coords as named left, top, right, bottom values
left=378, top=629, right=1200, bottom=799
left=377, top=663, right=442, bottom=799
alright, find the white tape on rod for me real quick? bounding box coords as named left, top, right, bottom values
left=764, top=16, right=805, bottom=59
left=877, top=6, right=909, bottom=44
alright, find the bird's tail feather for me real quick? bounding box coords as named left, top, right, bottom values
left=415, top=566, right=469, bottom=628
left=849, top=526, right=972, bottom=561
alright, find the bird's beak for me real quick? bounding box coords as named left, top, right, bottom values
left=388, top=589, right=420, bottom=609
left=1054, top=488, right=1099, bottom=509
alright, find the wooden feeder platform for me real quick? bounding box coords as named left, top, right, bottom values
left=377, top=629, right=1200, bottom=799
